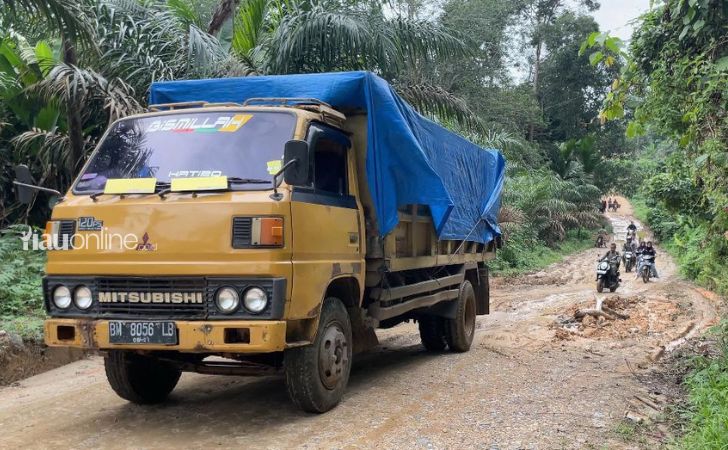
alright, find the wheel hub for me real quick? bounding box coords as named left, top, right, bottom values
left=318, top=323, right=349, bottom=390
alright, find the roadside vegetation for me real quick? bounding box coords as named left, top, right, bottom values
left=676, top=322, right=728, bottom=449
left=581, top=0, right=727, bottom=446
left=0, top=0, right=628, bottom=318
left=0, top=226, right=45, bottom=341
left=0, top=0, right=725, bottom=442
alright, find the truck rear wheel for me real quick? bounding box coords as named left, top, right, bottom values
left=284, top=297, right=352, bottom=413
left=104, top=351, right=181, bottom=404
left=446, top=280, right=476, bottom=353
left=418, top=315, right=447, bottom=351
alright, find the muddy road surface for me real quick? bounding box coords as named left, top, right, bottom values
left=0, top=198, right=721, bottom=449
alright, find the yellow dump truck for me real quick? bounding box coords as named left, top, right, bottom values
left=15, top=72, right=504, bottom=413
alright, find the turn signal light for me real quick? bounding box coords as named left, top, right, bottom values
left=252, top=217, right=284, bottom=247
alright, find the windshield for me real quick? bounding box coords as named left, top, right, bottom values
left=74, top=111, right=296, bottom=193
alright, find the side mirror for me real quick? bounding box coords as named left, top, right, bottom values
left=13, top=164, right=63, bottom=205
left=14, top=165, right=35, bottom=205
left=283, top=140, right=310, bottom=186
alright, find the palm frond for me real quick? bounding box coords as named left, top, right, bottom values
left=267, top=6, right=374, bottom=73
left=384, top=17, right=469, bottom=67
left=8, top=0, right=96, bottom=45
left=166, top=0, right=204, bottom=29
left=231, top=0, right=268, bottom=58
left=32, top=63, right=142, bottom=120
left=393, top=80, right=477, bottom=128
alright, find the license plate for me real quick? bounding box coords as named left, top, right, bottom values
left=108, top=321, right=177, bottom=345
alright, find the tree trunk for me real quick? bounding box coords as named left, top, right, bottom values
left=62, top=39, right=85, bottom=175
left=208, top=0, right=240, bottom=36
left=528, top=37, right=542, bottom=142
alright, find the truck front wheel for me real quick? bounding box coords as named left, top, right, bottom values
left=284, top=297, right=352, bottom=413
left=104, top=351, right=181, bottom=404
left=418, top=315, right=447, bottom=351
left=446, top=280, right=477, bottom=352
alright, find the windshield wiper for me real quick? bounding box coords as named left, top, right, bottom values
left=227, top=177, right=271, bottom=185
left=155, top=181, right=172, bottom=199
left=158, top=178, right=271, bottom=199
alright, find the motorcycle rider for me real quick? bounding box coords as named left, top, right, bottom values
left=627, top=221, right=637, bottom=233
left=603, top=243, right=621, bottom=265
left=642, top=241, right=659, bottom=278
left=595, top=227, right=608, bottom=247
left=600, top=243, right=621, bottom=281
left=623, top=237, right=632, bottom=252
left=635, top=240, right=650, bottom=277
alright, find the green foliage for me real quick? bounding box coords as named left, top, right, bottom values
left=677, top=321, right=728, bottom=449
left=490, top=228, right=597, bottom=275
left=0, top=225, right=45, bottom=317
left=0, top=0, right=471, bottom=226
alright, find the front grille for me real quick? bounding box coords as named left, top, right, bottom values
left=43, top=276, right=287, bottom=320
left=56, top=220, right=76, bottom=249
left=96, top=278, right=207, bottom=318
left=232, top=217, right=252, bottom=248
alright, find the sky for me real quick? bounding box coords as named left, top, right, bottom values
left=591, top=0, right=653, bottom=42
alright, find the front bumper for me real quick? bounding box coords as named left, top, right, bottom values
left=44, top=318, right=287, bottom=353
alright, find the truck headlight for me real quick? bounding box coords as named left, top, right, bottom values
left=215, top=287, right=240, bottom=314
left=74, top=285, right=93, bottom=310
left=53, top=285, right=72, bottom=309
left=243, top=287, right=268, bottom=313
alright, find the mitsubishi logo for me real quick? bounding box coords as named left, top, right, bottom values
left=136, top=232, right=157, bottom=251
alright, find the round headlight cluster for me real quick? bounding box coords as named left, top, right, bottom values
left=52, top=285, right=94, bottom=310
left=243, top=287, right=268, bottom=314
left=74, top=286, right=93, bottom=310
left=214, top=286, right=268, bottom=314
left=52, top=285, right=72, bottom=309
left=215, top=287, right=240, bottom=314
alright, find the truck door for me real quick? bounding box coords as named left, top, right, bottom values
left=288, top=123, right=363, bottom=319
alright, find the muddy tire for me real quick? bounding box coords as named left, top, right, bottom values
left=445, top=280, right=476, bottom=353
left=104, top=351, right=181, bottom=404
left=642, top=267, right=650, bottom=283
left=597, top=279, right=604, bottom=293
left=284, top=297, right=352, bottom=413
left=609, top=285, right=617, bottom=293
left=418, top=315, right=447, bottom=351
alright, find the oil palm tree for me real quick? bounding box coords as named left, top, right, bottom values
left=1, top=0, right=475, bottom=224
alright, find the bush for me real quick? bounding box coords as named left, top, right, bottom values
left=0, top=225, right=46, bottom=317
left=632, top=194, right=728, bottom=296
left=678, top=322, right=728, bottom=449
left=490, top=228, right=596, bottom=275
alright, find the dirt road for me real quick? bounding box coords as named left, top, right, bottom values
left=0, top=199, right=721, bottom=449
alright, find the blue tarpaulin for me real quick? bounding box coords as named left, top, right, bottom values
left=149, top=71, right=505, bottom=243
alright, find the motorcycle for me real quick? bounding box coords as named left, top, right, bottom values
left=640, top=254, right=655, bottom=283
left=623, top=251, right=635, bottom=272
left=595, top=235, right=606, bottom=248
left=626, top=228, right=636, bottom=241
left=596, top=259, right=620, bottom=293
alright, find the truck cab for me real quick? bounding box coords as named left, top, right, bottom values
left=23, top=98, right=496, bottom=413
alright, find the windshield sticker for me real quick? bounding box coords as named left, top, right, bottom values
left=168, top=170, right=223, bottom=178
left=170, top=176, right=228, bottom=192
left=266, top=160, right=282, bottom=175
left=146, top=114, right=253, bottom=134
left=104, top=178, right=157, bottom=195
